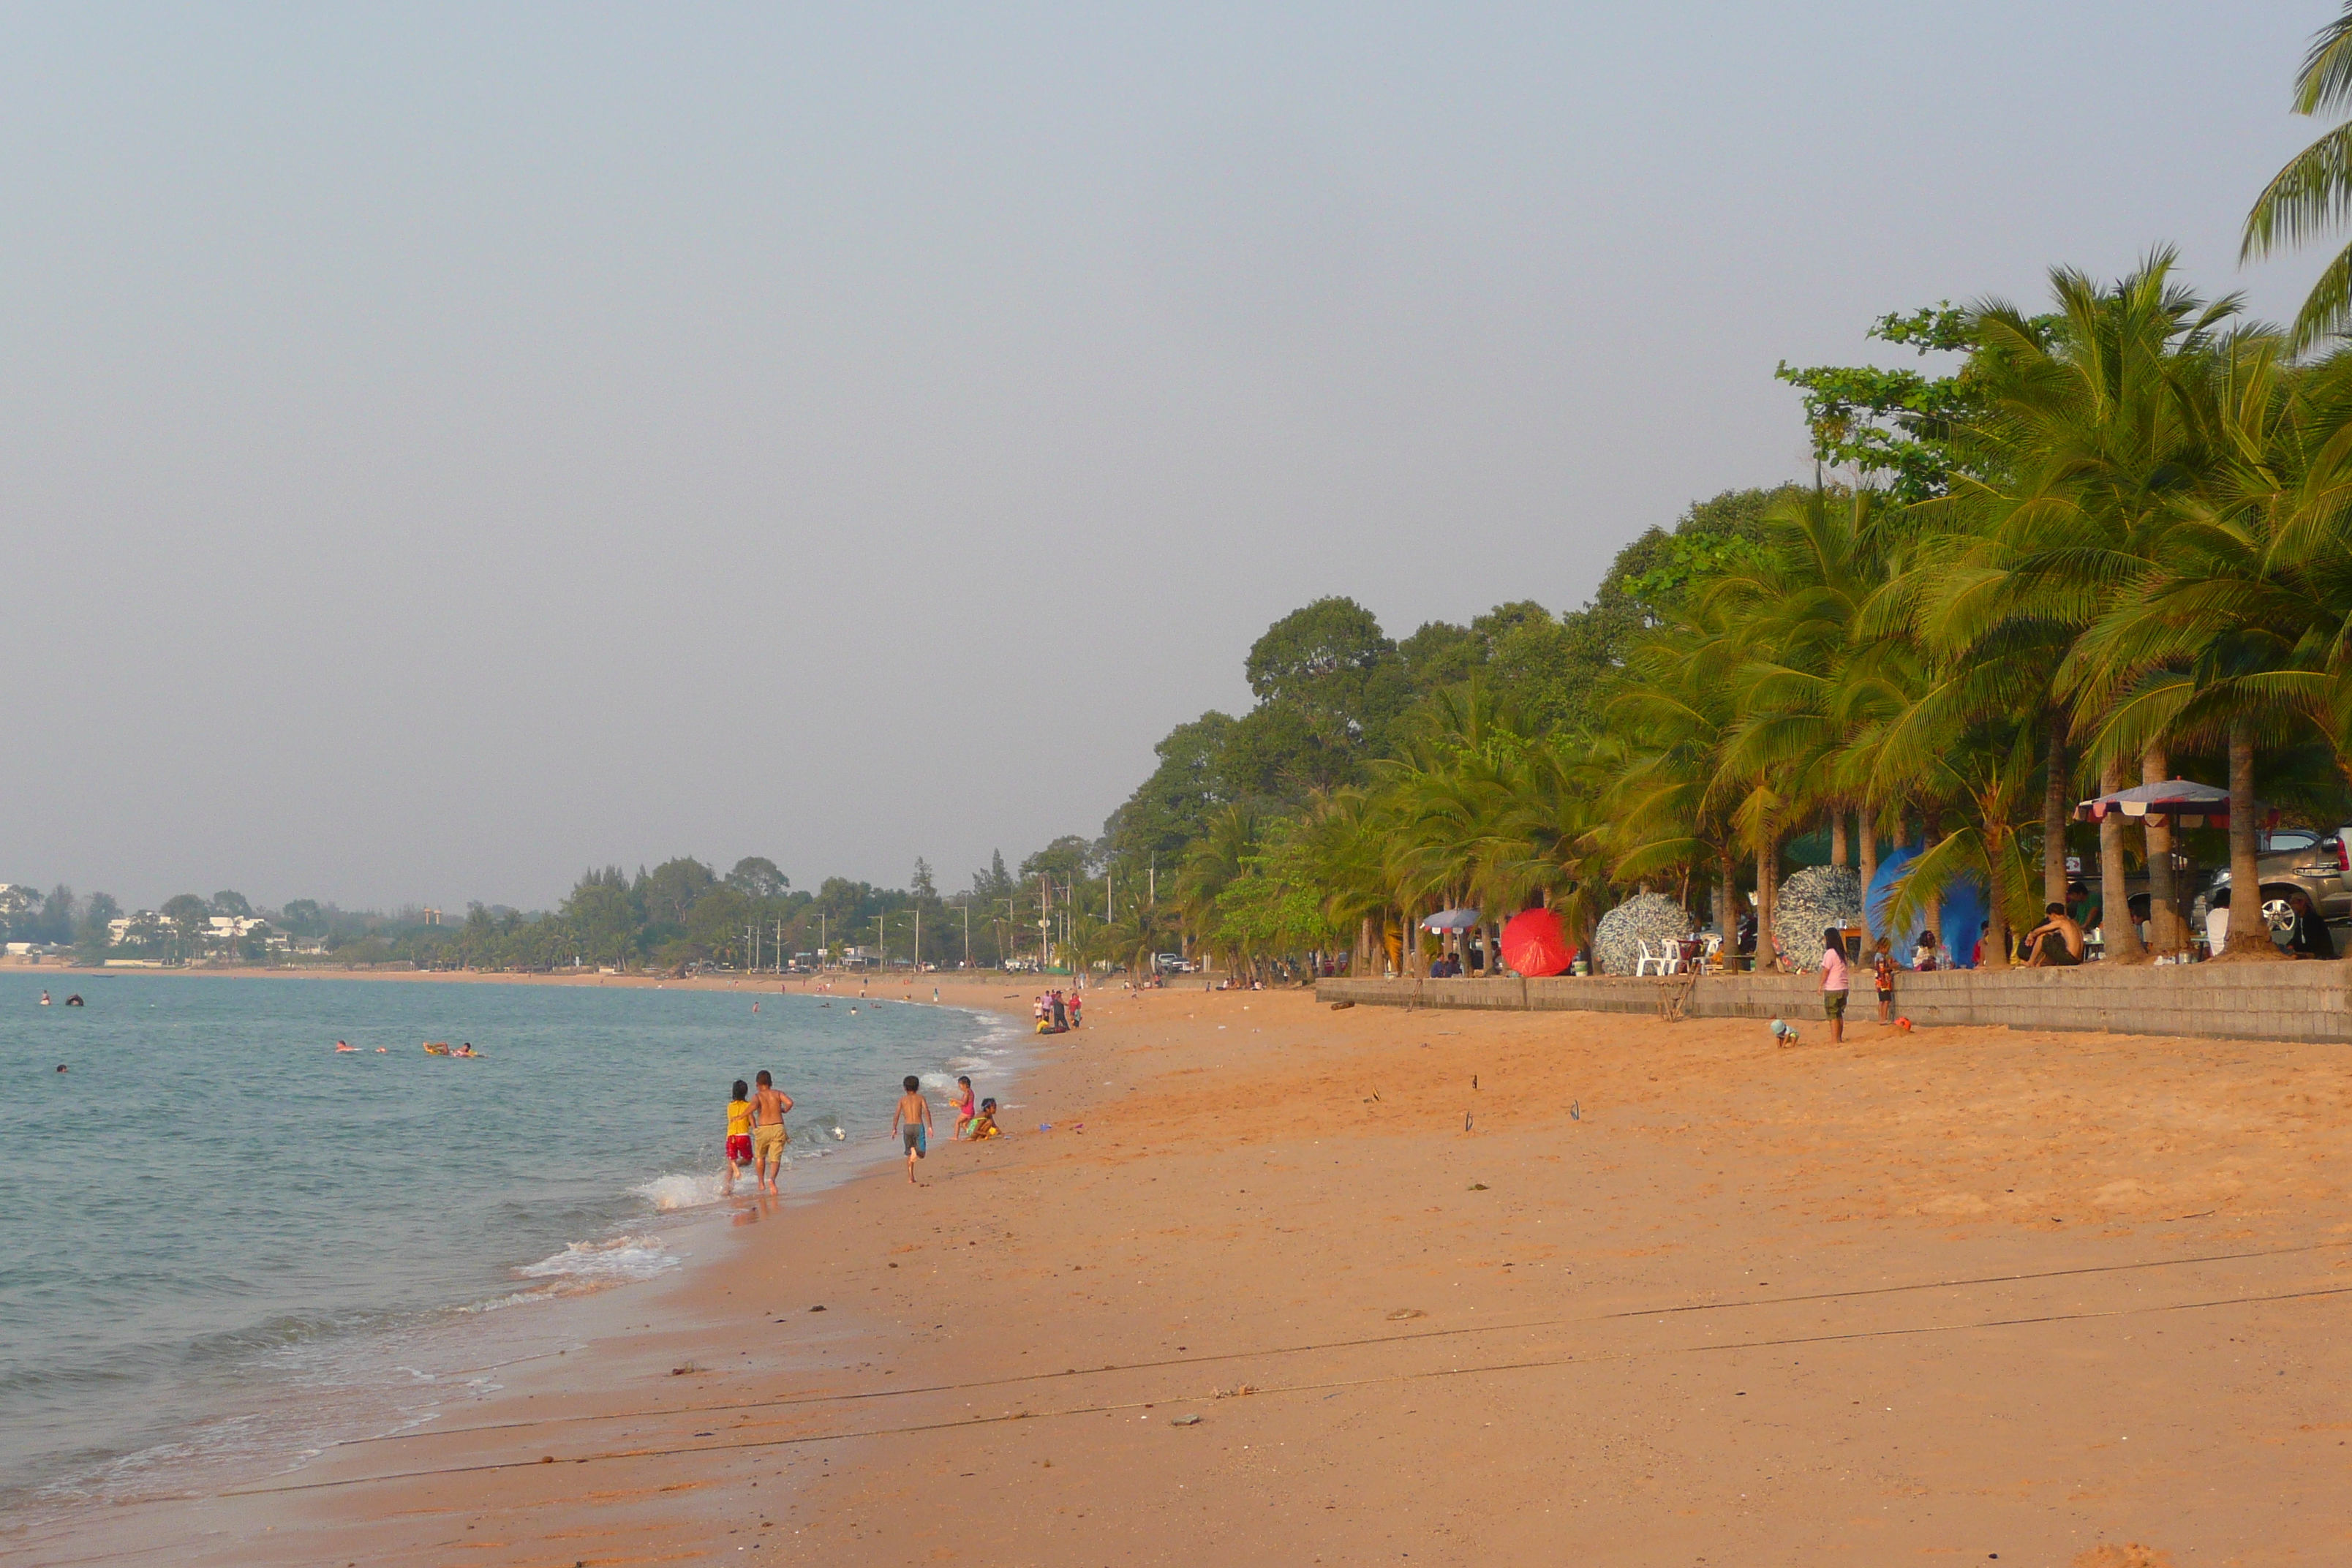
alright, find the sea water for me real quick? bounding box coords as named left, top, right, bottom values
left=0, top=972, right=1013, bottom=1523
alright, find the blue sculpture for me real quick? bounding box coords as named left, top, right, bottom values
left=1865, top=845, right=1988, bottom=969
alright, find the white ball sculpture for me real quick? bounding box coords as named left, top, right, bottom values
left=1593, top=892, right=1695, bottom=976
left=1774, top=866, right=1865, bottom=972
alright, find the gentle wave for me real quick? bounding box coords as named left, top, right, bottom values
left=516, top=1234, right=676, bottom=1284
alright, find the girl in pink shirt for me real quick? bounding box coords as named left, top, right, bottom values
left=1819, top=926, right=1850, bottom=1044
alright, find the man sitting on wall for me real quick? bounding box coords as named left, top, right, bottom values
left=2021, top=902, right=2086, bottom=968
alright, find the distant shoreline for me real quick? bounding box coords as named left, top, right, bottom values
left=7, top=962, right=1060, bottom=1005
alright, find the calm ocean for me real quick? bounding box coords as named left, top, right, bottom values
left=0, top=972, right=1013, bottom=1523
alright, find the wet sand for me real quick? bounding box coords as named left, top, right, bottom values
left=46, top=981, right=2352, bottom=1566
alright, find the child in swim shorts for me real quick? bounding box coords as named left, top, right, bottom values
left=723, top=1079, right=753, bottom=1196
left=892, top=1075, right=932, bottom=1184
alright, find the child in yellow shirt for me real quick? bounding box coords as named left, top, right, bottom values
left=722, top=1079, right=753, bottom=1196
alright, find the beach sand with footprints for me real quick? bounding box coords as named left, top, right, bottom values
left=67, top=975, right=2352, bottom=1566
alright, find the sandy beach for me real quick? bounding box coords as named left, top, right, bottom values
left=41, top=973, right=2352, bottom=1567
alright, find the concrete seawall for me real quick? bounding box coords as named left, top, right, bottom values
left=1316, top=961, right=2352, bottom=1044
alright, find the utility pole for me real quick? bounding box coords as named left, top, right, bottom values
left=775, top=918, right=785, bottom=973
left=819, top=913, right=826, bottom=965
left=962, top=902, right=970, bottom=969
left=1150, top=855, right=1156, bottom=905
left=913, top=906, right=921, bottom=974
left=876, top=913, right=886, bottom=972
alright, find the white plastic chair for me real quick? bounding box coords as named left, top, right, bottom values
left=1697, top=932, right=1722, bottom=973
left=1635, top=940, right=1667, bottom=976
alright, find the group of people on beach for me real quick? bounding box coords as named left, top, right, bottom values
left=729, top=1068, right=999, bottom=1194
left=1031, top=990, right=1079, bottom=1033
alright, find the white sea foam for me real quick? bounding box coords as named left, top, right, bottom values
left=632, top=1171, right=730, bottom=1211
left=516, top=1234, right=676, bottom=1285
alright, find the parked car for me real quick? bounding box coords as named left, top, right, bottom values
left=2204, top=825, right=2351, bottom=935
left=1153, top=952, right=1194, bottom=974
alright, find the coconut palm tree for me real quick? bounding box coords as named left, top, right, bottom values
left=2243, top=3, right=2352, bottom=351
left=1929, top=255, right=2239, bottom=956
left=1608, top=600, right=1767, bottom=960
left=2076, top=332, right=2352, bottom=955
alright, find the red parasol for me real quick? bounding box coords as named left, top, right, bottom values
left=1500, top=908, right=1572, bottom=977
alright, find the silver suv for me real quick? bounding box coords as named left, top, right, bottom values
left=2204, top=826, right=2349, bottom=935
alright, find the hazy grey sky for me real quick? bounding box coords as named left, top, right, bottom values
left=3, top=3, right=2337, bottom=911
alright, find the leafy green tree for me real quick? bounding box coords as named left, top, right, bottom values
left=970, top=849, right=1015, bottom=903
left=211, top=890, right=253, bottom=919
left=723, top=857, right=790, bottom=900
left=76, top=892, right=118, bottom=963
left=33, top=885, right=75, bottom=944
left=638, top=859, right=717, bottom=931
left=1776, top=306, right=1989, bottom=500
left=1397, top=619, right=1488, bottom=690
left=160, top=894, right=210, bottom=942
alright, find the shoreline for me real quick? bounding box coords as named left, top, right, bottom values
left=0, top=973, right=1047, bottom=1565
left=27, top=984, right=2352, bottom=1564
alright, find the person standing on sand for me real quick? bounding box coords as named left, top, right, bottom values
left=722, top=1079, right=754, bottom=1197
left=950, top=1075, right=976, bottom=1139
left=1067, top=990, right=1082, bottom=1030
left=891, top=1075, right=932, bottom=1183
left=1820, top=927, right=1850, bottom=1044
left=750, top=1069, right=794, bottom=1194
left=1872, top=940, right=1896, bottom=1024
left=1050, top=990, right=1067, bottom=1030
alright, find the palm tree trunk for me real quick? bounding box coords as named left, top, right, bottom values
left=2224, top=721, right=2280, bottom=958
left=1755, top=834, right=1779, bottom=973
left=2142, top=745, right=2178, bottom=955
left=1830, top=811, right=1848, bottom=870
left=1921, top=855, right=1942, bottom=961
left=1980, top=854, right=2011, bottom=969
left=1714, top=843, right=1734, bottom=938
left=2098, top=752, right=2146, bottom=962
left=2043, top=709, right=2070, bottom=907
left=1858, top=810, right=1877, bottom=905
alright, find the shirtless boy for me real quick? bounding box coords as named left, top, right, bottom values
left=891, top=1075, right=932, bottom=1184
left=750, top=1069, right=794, bottom=1194
left=2021, top=902, right=2086, bottom=967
